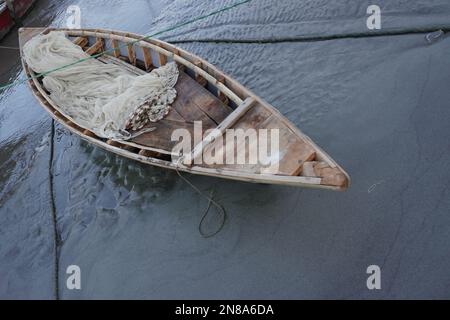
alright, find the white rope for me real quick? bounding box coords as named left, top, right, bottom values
left=23, top=31, right=179, bottom=140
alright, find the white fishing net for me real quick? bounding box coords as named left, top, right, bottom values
left=23, top=31, right=179, bottom=140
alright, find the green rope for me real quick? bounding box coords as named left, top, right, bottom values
left=0, top=0, right=252, bottom=90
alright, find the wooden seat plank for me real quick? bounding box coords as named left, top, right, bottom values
left=186, top=98, right=255, bottom=165
left=257, top=116, right=316, bottom=175
left=200, top=103, right=272, bottom=169
left=202, top=103, right=271, bottom=172
left=199, top=103, right=316, bottom=176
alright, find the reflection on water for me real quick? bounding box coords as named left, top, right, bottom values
left=0, top=134, right=33, bottom=205
left=79, top=140, right=178, bottom=195
left=53, top=128, right=180, bottom=243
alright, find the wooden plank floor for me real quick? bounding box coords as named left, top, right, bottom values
left=129, top=72, right=233, bottom=152
left=171, top=72, right=232, bottom=126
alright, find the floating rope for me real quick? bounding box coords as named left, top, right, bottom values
left=0, top=0, right=253, bottom=91
left=175, top=159, right=227, bottom=238
left=199, top=189, right=227, bottom=238
left=167, top=27, right=449, bottom=44
left=48, top=119, right=60, bottom=300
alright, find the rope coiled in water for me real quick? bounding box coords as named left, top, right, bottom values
left=175, top=159, right=227, bottom=238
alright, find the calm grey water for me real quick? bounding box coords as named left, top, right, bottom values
left=1, top=0, right=450, bottom=299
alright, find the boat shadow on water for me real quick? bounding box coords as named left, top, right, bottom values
left=54, top=130, right=287, bottom=241
left=76, top=137, right=179, bottom=196
left=75, top=134, right=282, bottom=209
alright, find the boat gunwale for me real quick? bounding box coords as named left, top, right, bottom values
left=19, top=27, right=350, bottom=190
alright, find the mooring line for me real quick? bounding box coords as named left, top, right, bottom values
left=166, top=27, right=448, bottom=44
left=48, top=119, right=60, bottom=300
left=198, top=189, right=227, bottom=238
left=0, top=2, right=446, bottom=91
left=175, top=160, right=227, bottom=238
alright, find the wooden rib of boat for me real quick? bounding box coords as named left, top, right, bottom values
left=19, top=27, right=350, bottom=190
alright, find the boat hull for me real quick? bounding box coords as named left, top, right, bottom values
left=19, top=27, right=350, bottom=190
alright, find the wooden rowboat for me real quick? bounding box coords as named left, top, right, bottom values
left=19, top=27, right=350, bottom=190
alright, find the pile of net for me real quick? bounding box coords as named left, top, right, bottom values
left=23, top=31, right=179, bottom=140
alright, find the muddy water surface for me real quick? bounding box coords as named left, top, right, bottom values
left=1, top=0, right=450, bottom=299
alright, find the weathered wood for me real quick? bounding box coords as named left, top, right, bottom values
left=258, top=115, right=316, bottom=175
left=300, top=161, right=347, bottom=187
left=176, top=62, right=186, bottom=73
left=157, top=43, right=167, bottom=66
left=164, top=108, right=186, bottom=122
left=111, top=39, right=120, bottom=58
left=66, top=120, right=84, bottom=131
left=100, top=49, right=230, bottom=128
left=200, top=103, right=271, bottom=169
left=171, top=73, right=218, bottom=130
left=107, top=140, right=122, bottom=148
left=313, top=162, right=348, bottom=188
left=217, top=75, right=229, bottom=105
left=131, top=119, right=195, bottom=151
left=139, top=149, right=160, bottom=158
left=159, top=54, right=167, bottom=66
left=142, top=47, right=153, bottom=71
left=127, top=44, right=136, bottom=66
left=97, top=56, right=216, bottom=154
left=214, top=97, right=256, bottom=131
left=98, top=37, right=105, bottom=51
left=83, top=129, right=97, bottom=138
left=189, top=166, right=324, bottom=187
left=302, top=161, right=317, bottom=177
left=201, top=104, right=315, bottom=176
left=86, top=39, right=104, bottom=55
left=65, top=29, right=245, bottom=106
left=193, top=60, right=207, bottom=87
left=175, top=72, right=233, bottom=124
left=186, top=97, right=256, bottom=165
left=73, top=36, right=88, bottom=48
